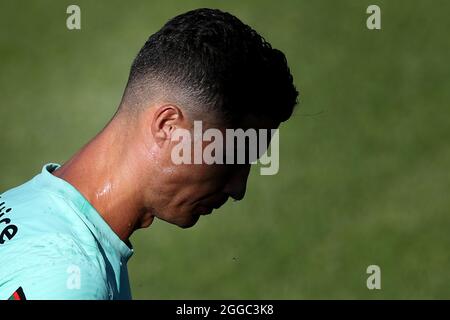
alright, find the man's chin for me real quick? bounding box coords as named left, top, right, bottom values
left=156, top=211, right=201, bottom=229
left=177, top=214, right=201, bottom=229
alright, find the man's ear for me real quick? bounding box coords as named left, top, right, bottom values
left=151, top=104, right=185, bottom=147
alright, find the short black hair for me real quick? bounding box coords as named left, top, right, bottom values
left=122, top=8, right=299, bottom=125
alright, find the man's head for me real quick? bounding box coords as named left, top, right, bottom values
left=113, top=8, right=298, bottom=228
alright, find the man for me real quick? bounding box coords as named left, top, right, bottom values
left=0, top=8, right=298, bottom=299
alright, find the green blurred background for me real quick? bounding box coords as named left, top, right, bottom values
left=1, top=0, right=449, bottom=299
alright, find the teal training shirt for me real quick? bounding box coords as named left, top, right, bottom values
left=0, top=163, right=133, bottom=300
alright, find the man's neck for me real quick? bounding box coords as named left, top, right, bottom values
left=52, top=121, right=153, bottom=241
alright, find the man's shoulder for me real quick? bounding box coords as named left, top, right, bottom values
left=0, top=232, right=111, bottom=300
left=0, top=182, right=112, bottom=299
left=1, top=179, right=90, bottom=244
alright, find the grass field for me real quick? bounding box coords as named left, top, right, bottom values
left=1, top=0, right=449, bottom=299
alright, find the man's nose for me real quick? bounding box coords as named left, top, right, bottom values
left=224, top=165, right=251, bottom=201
